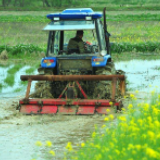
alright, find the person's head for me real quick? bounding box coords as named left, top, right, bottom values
left=76, top=30, right=84, bottom=38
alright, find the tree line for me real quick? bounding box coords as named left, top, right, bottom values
left=1, top=0, right=83, bottom=7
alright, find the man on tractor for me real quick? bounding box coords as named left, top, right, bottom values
left=67, top=30, right=91, bottom=54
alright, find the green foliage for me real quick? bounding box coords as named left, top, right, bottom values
left=20, top=81, right=28, bottom=85
left=14, top=87, right=22, bottom=92
left=0, top=44, right=45, bottom=55
left=7, top=64, right=23, bottom=74
left=0, top=15, right=47, bottom=22
left=0, top=0, right=85, bottom=8
left=0, top=83, right=2, bottom=89
left=111, top=42, right=160, bottom=53
left=4, top=74, right=15, bottom=86
left=25, top=67, right=36, bottom=74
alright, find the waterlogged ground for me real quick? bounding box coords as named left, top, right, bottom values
left=0, top=57, right=159, bottom=160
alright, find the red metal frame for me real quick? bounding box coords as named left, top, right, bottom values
left=18, top=75, right=125, bottom=114
left=19, top=99, right=120, bottom=114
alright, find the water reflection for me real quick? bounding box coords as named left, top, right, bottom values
left=0, top=65, right=37, bottom=98
left=115, top=59, right=160, bottom=91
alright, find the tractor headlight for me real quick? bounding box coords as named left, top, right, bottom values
left=100, top=50, right=107, bottom=56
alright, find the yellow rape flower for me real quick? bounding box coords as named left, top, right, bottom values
left=147, top=131, right=155, bottom=139
left=109, top=114, right=114, bottom=120
left=119, top=116, right=126, bottom=122
left=35, top=141, right=42, bottom=147
left=128, top=144, right=134, bottom=150
left=109, top=101, right=113, bottom=105
left=128, top=104, right=133, bottom=109
left=104, top=117, right=109, bottom=121
left=130, top=94, right=135, bottom=99
left=49, top=150, right=55, bottom=156
left=146, top=148, right=159, bottom=158
left=66, top=142, right=73, bottom=151
left=153, top=108, right=160, bottom=115
left=147, top=116, right=152, bottom=122
left=115, top=149, right=120, bottom=155
left=143, top=103, right=149, bottom=111
left=151, top=90, right=155, bottom=95
left=135, top=145, right=141, bottom=150
left=135, top=90, right=139, bottom=93
left=81, top=142, right=85, bottom=147
left=156, top=134, right=160, bottom=139
left=92, top=131, right=96, bottom=138
left=102, top=124, right=106, bottom=128
left=124, top=95, right=127, bottom=99
left=45, top=141, right=52, bottom=147
left=106, top=109, right=110, bottom=112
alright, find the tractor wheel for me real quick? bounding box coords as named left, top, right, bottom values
left=93, top=62, right=121, bottom=99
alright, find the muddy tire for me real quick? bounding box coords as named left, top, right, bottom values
left=93, top=62, right=120, bottom=99
left=29, top=69, right=54, bottom=98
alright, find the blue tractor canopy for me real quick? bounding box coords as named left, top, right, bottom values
left=43, top=8, right=110, bottom=57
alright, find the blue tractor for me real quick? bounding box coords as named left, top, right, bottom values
left=19, top=8, right=125, bottom=114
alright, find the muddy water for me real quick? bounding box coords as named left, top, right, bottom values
left=0, top=59, right=159, bottom=160
left=115, top=59, right=160, bottom=92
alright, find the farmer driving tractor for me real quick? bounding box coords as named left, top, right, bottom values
left=67, top=30, right=85, bottom=54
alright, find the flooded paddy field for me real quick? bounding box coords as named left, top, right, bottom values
left=0, top=57, right=159, bottom=160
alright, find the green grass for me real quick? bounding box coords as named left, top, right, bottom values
left=1, top=13, right=160, bottom=23
left=25, top=67, right=36, bottom=74
left=4, top=64, right=23, bottom=86
left=1, top=21, right=160, bottom=46
left=20, top=81, right=28, bottom=86
left=14, top=88, right=22, bottom=92
left=111, top=42, right=160, bottom=53
left=4, top=74, right=15, bottom=86
left=0, top=0, right=160, bottom=11
left=7, top=64, right=23, bottom=74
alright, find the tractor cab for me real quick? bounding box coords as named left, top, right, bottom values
left=43, top=8, right=109, bottom=57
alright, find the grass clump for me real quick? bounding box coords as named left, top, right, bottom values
left=25, top=67, right=36, bottom=74
left=111, top=42, right=160, bottom=53
left=7, top=64, right=23, bottom=74
left=4, top=74, right=15, bottom=86
left=14, top=88, right=22, bottom=92
left=0, top=44, right=45, bottom=55
left=4, top=64, right=23, bottom=86
left=64, top=91, right=160, bottom=160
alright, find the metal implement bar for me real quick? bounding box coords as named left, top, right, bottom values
left=19, top=99, right=120, bottom=106
left=21, top=75, right=125, bottom=81
left=25, top=79, right=32, bottom=99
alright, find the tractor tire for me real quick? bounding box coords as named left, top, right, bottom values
left=93, top=62, right=121, bottom=99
